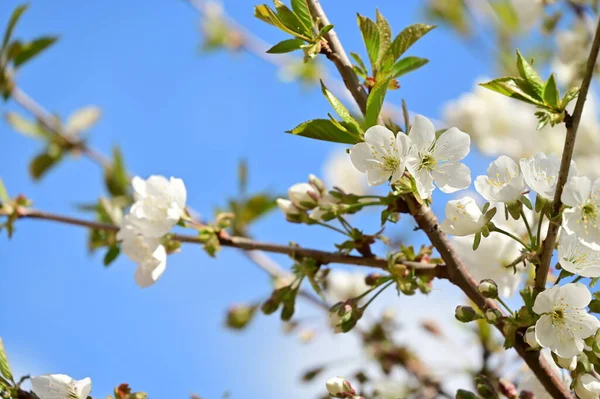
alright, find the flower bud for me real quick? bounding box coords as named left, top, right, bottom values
left=455, top=390, right=478, bottom=399
left=555, top=354, right=577, bottom=371
left=308, top=174, right=327, bottom=195
left=325, top=377, right=356, bottom=398
left=276, top=198, right=303, bottom=222
left=225, top=304, right=257, bottom=330
left=519, top=391, right=535, bottom=399
left=524, top=326, right=540, bottom=349
left=484, top=308, right=503, bottom=324
left=288, top=182, right=321, bottom=209
left=455, top=306, right=481, bottom=323
left=475, top=375, right=498, bottom=398
left=478, top=279, right=498, bottom=299
left=575, top=374, right=600, bottom=399
left=498, top=379, right=517, bottom=399
left=593, top=328, right=600, bottom=354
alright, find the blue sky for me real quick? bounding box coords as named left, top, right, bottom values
left=0, top=1, right=494, bottom=398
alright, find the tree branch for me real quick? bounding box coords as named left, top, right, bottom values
left=11, top=207, right=446, bottom=276
left=305, top=1, right=573, bottom=397
left=535, top=16, right=600, bottom=292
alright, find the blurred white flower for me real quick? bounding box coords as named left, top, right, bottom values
left=323, top=148, right=368, bottom=195
left=31, top=374, right=92, bottom=399
left=350, top=125, right=411, bottom=186
left=405, top=115, right=471, bottom=199
left=309, top=193, right=340, bottom=221
left=562, top=176, right=600, bottom=249
left=520, top=153, right=577, bottom=200
left=276, top=198, right=301, bottom=217
left=439, top=196, right=486, bottom=236
left=519, top=350, right=568, bottom=399
left=510, top=0, right=543, bottom=29
left=475, top=155, right=526, bottom=203
left=453, top=233, right=523, bottom=297
left=533, top=283, right=600, bottom=357
left=326, top=377, right=356, bottom=398
left=558, top=233, right=600, bottom=277
left=288, top=182, right=320, bottom=209
left=326, top=270, right=369, bottom=302
left=575, top=374, right=600, bottom=399
left=129, top=175, right=187, bottom=238
left=117, top=217, right=167, bottom=288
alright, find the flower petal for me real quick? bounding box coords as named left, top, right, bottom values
left=349, top=142, right=374, bottom=173
left=562, top=176, right=592, bottom=207
left=432, top=162, right=471, bottom=193
left=433, top=127, right=471, bottom=162
left=409, top=115, right=435, bottom=151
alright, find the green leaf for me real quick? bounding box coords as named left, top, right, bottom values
left=273, top=0, right=312, bottom=39
left=319, top=24, right=334, bottom=36
left=0, top=178, right=9, bottom=205
left=2, top=4, right=28, bottom=50
left=255, top=4, right=307, bottom=39
left=365, top=78, right=390, bottom=128
left=375, top=9, right=392, bottom=65
left=389, top=24, right=435, bottom=61
left=266, top=38, right=305, bottom=54
left=0, top=338, right=13, bottom=381
left=103, top=245, right=120, bottom=266
left=357, top=14, right=380, bottom=70
left=320, top=80, right=361, bottom=130
left=29, top=151, right=61, bottom=180
left=543, top=73, right=559, bottom=108
left=4, top=111, right=45, bottom=139
left=516, top=50, right=544, bottom=98
left=291, top=0, right=313, bottom=34
left=287, top=119, right=361, bottom=144
left=12, top=36, right=58, bottom=67
left=391, top=56, right=429, bottom=78
left=65, top=106, right=101, bottom=134
left=561, top=86, right=580, bottom=109
left=350, top=51, right=368, bottom=75
left=480, top=77, right=544, bottom=105
left=490, top=1, right=519, bottom=31
left=104, top=147, right=129, bottom=197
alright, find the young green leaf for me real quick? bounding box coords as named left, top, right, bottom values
left=516, top=50, right=544, bottom=98
left=5, top=112, right=45, bottom=139
left=104, top=147, right=129, bottom=197
left=391, top=56, right=429, bottom=78
left=12, top=36, right=58, bottom=67
left=389, top=24, right=435, bottom=61
left=480, top=77, right=544, bottom=105
left=255, top=4, right=307, bottom=39
left=287, top=119, right=361, bottom=144
left=375, top=9, right=392, bottom=65
left=365, top=78, right=390, bottom=128
left=357, top=14, right=380, bottom=69
left=29, top=151, right=62, bottom=180
left=350, top=51, right=368, bottom=75
left=2, top=4, right=28, bottom=49
left=103, top=245, right=121, bottom=266
left=560, top=86, right=580, bottom=109
left=0, top=178, right=9, bottom=205
left=543, top=73, right=559, bottom=109
left=319, top=24, right=334, bottom=36
left=66, top=106, right=101, bottom=134
left=320, top=80, right=361, bottom=131
left=273, top=0, right=312, bottom=39
left=266, top=38, right=305, bottom=54
left=0, top=338, right=13, bottom=382
left=290, top=0, right=313, bottom=34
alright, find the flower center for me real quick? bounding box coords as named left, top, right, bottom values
left=382, top=156, right=400, bottom=173
left=419, top=153, right=436, bottom=171
left=551, top=308, right=565, bottom=322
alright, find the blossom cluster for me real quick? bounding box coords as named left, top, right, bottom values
left=30, top=374, right=92, bottom=399
left=117, top=175, right=187, bottom=288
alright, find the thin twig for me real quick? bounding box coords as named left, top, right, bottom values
left=536, top=16, right=600, bottom=292
left=305, top=0, right=573, bottom=396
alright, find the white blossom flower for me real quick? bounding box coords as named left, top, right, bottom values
left=309, top=194, right=340, bottom=221
left=452, top=233, right=523, bottom=297
left=558, top=233, right=600, bottom=277
left=117, top=217, right=167, bottom=288
left=533, top=283, right=600, bottom=357
left=323, top=149, right=368, bottom=195
left=439, top=196, right=486, bottom=236
left=562, top=176, right=600, bottom=249
left=31, top=374, right=92, bottom=399
left=326, top=377, right=356, bottom=398
left=349, top=125, right=411, bottom=186
left=129, top=175, right=187, bottom=238
left=520, top=153, right=577, bottom=200
left=575, top=374, right=600, bottom=399
left=406, top=115, right=471, bottom=199
left=326, top=270, right=369, bottom=302
left=475, top=155, right=526, bottom=203
left=525, top=326, right=541, bottom=349
left=276, top=198, right=301, bottom=217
